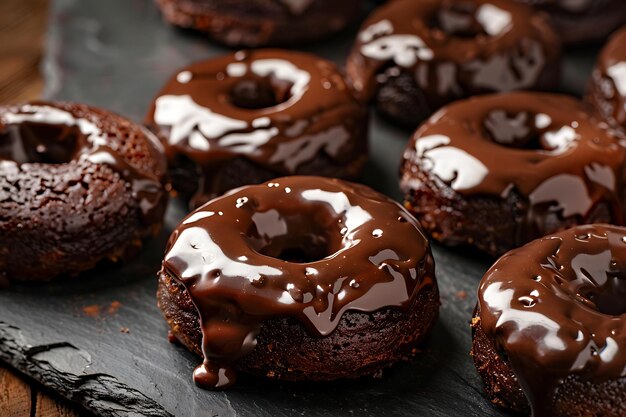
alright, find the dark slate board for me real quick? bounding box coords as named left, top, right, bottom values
left=0, top=0, right=600, bottom=415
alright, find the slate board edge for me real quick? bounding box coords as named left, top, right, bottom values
left=0, top=322, right=172, bottom=417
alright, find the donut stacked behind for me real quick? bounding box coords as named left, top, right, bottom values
left=588, top=27, right=626, bottom=133
left=472, top=224, right=626, bottom=416
left=154, top=0, right=367, bottom=47
left=146, top=49, right=369, bottom=208
left=158, top=176, right=439, bottom=389
left=513, top=0, right=626, bottom=45
left=0, top=102, right=168, bottom=281
left=346, top=0, right=560, bottom=127
left=400, top=92, right=626, bottom=256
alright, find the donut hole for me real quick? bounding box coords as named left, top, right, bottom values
left=483, top=110, right=555, bottom=150
left=430, top=3, right=488, bottom=38
left=579, top=275, right=626, bottom=316
left=246, top=211, right=340, bottom=263
left=0, top=122, right=85, bottom=164
left=230, top=76, right=293, bottom=110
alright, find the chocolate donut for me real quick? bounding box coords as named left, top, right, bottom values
left=154, top=0, right=367, bottom=47
left=472, top=224, right=626, bottom=416
left=400, top=92, right=626, bottom=257
left=346, top=0, right=560, bottom=127
left=513, top=0, right=626, bottom=45
left=588, top=27, right=626, bottom=133
left=146, top=49, right=368, bottom=208
left=0, top=102, right=168, bottom=281
left=158, top=176, right=439, bottom=389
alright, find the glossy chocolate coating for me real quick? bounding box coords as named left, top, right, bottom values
left=0, top=102, right=165, bottom=223
left=146, top=49, right=368, bottom=207
left=400, top=92, right=626, bottom=253
left=346, top=0, right=560, bottom=125
left=477, top=224, right=626, bottom=416
left=161, top=176, right=436, bottom=389
left=513, top=0, right=626, bottom=45
left=588, top=27, right=626, bottom=133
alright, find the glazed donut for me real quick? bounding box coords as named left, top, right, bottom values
left=588, top=27, right=626, bottom=133
left=154, top=0, right=368, bottom=48
left=400, top=92, right=626, bottom=256
left=0, top=102, right=168, bottom=281
left=146, top=49, right=368, bottom=208
left=472, top=224, right=626, bottom=416
left=513, top=0, right=626, bottom=45
left=158, top=176, right=439, bottom=389
left=346, top=0, right=560, bottom=127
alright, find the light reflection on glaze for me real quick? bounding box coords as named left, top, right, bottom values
left=478, top=225, right=626, bottom=416
left=416, top=135, right=488, bottom=191
left=361, top=35, right=434, bottom=67
left=162, top=176, right=436, bottom=389
left=475, top=4, right=512, bottom=36
left=608, top=62, right=626, bottom=97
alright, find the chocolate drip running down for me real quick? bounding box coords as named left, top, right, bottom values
left=401, top=92, right=626, bottom=246
left=0, top=103, right=165, bottom=223
left=162, top=176, right=436, bottom=389
left=347, top=0, right=560, bottom=115
left=146, top=49, right=368, bottom=208
left=477, top=224, right=626, bottom=416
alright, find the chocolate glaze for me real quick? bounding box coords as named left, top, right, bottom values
left=588, top=27, right=626, bottom=133
left=401, top=92, right=626, bottom=245
left=161, top=176, right=436, bottom=389
left=0, top=103, right=165, bottom=223
left=477, top=224, right=626, bottom=416
left=347, top=0, right=560, bottom=116
left=146, top=49, right=368, bottom=207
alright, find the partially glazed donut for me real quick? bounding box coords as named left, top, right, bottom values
left=513, top=0, right=626, bottom=45
left=588, top=27, right=626, bottom=133
left=0, top=102, right=168, bottom=281
left=146, top=49, right=369, bottom=208
left=400, top=92, right=626, bottom=256
left=472, top=224, right=626, bottom=416
left=154, top=0, right=367, bottom=47
left=158, top=176, right=439, bottom=389
left=346, top=0, right=560, bottom=127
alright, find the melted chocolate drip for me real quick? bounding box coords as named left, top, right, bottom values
left=348, top=0, right=559, bottom=108
left=0, top=103, right=164, bottom=222
left=146, top=50, right=367, bottom=207
left=478, top=224, right=626, bottom=416
left=402, top=92, right=626, bottom=244
left=162, top=176, right=435, bottom=389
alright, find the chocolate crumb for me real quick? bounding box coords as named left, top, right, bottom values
left=108, top=301, right=122, bottom=314
left=82, top=305, right=101, bottom=318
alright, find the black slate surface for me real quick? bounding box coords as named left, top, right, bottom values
left=0, top=0, right=599, bottom=416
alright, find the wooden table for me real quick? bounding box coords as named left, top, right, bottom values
left=0, top=0, right=81, bottom=415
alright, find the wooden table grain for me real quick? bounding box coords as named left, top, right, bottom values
left=0, top=0, right=81, bottom=415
